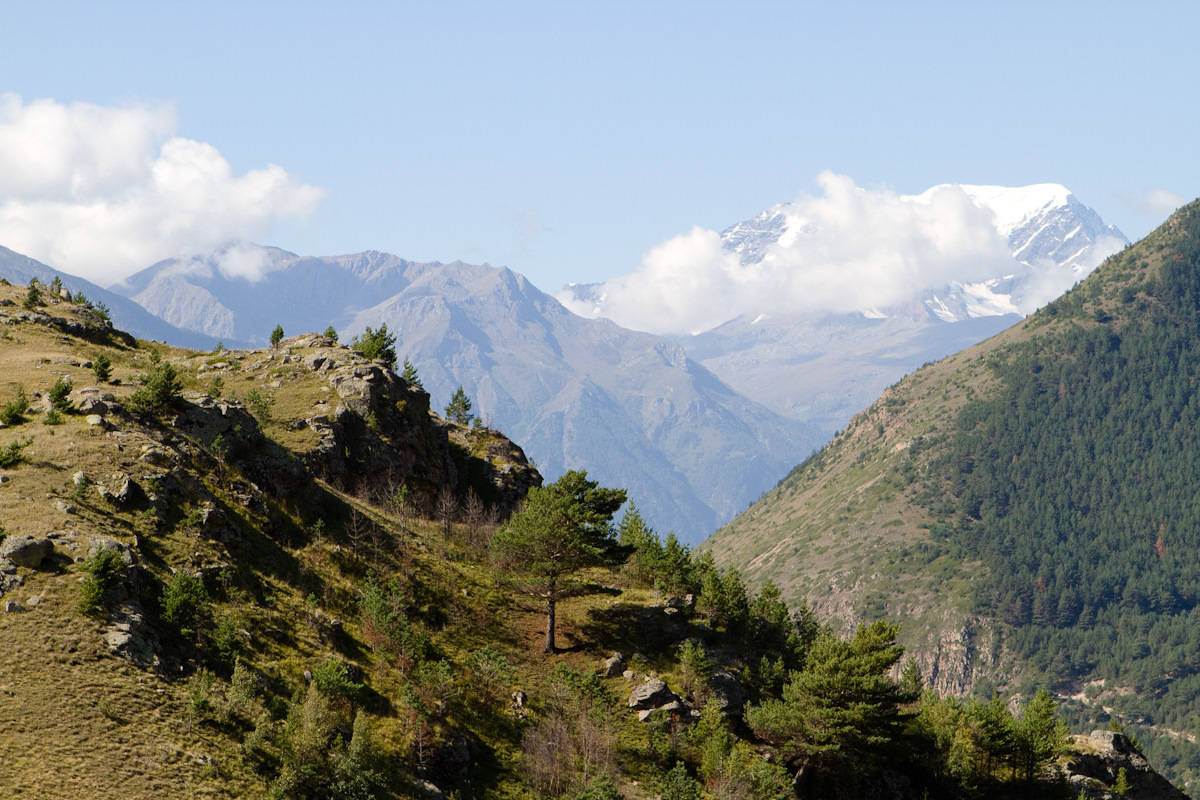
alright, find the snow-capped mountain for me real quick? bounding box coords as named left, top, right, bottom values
left=107, top=247, right=823, bottom=542
left=679, top=184, right=1128, bottom=433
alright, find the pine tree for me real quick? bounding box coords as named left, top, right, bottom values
left=491, top=470, right=626, bottom=653
left=270, top=324, right=285, bottom=347
left=445, top=386, right=473, bottom=425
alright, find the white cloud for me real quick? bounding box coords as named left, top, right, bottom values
left=558, top=172, right=1015, bottom=335
left=0, top=94, right=324, bottom=285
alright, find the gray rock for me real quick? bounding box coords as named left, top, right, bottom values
left=103, top=602, right=160, bottom=669
left=629, top=679, right=680, bottom=711
left=85, top=414, right=107, bottom=428
left=413, top=779, right=446, bottom=800
left=72, top=470, right=87, bottom=485
left=98, top=472, right=134, bottom=505
left=4, top=599, right=22, bottom=612
left=51, top=500, right=77, bottom=514
left=0, top=535, right=54, bottom=568
left=601, top=652, right=625, bottom=678
left=709, top=670, right=747, bottom=716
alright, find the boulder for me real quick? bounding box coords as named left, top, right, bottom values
left=97, top=472, right=134, bottom=505
left=629, top=679, right=680, bottom=711
left=103, top=602, right=160, bottom=669
left=1065, top=731, right=1187, bottom=800
left=0, top=535, right=54, bottom=568
left=709, top=670, right=747, bottom=716
left=601, top=652, right=626, bottom=678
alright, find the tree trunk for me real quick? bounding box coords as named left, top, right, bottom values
left=544, top=576, right=557, bottom=653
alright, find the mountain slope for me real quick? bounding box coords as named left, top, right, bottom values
left=109, top=249, right=821, bottom=541
left=704, top=199, right=1200, bottom=791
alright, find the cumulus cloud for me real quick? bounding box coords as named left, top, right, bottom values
left=1114, top=186, right=1186, bottom=220
left=0, top=93, right=324, bottom=285
left=558, top=172, right=1015, bottom=335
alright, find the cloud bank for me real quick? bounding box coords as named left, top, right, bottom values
left=557, top=172, right=1020, bottom=336
left=0, top=94, right=324, bottom=285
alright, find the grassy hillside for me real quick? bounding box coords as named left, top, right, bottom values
left=705, top=200, right=1200, bottom=790
left=0, top=276, right=1175, bottom=800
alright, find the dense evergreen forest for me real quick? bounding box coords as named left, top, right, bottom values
left=914, top=202, right=1200, bottom=780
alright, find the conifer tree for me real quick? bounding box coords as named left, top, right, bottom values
left=445, top=386, right=473, bottom=425
left=491, top=470, right=626, bottom=653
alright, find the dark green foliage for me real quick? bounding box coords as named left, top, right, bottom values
left=400, top=358, right=422, bottom=388
left=746, top=620, right=913, bottom=773
left=311, top=660, right=364, bottom=705
left=78, top=547, right=126, bottom=616
left=270, top=324, right=284, bottom=347
left=350, top=324, right=396, bottom=369
left=127, top=362, right=183, bottom=413
left=492, top=470, right=626, bottom=653
left=22, top=279, right=40, bottom=310
left=91, top=301, right=110, bottom=322
left=322, top=326, right=338, bottom=342
left=573, top=773, right=622, bottom=800
left=658, top=761, right=702, bottom=800
left=445, top=385, right=473, bottom=425
left=0, top=435, right=33, bottom=467
left=92, top=353, right=112, bottom=383
left=48, top=376, right=72, bottom=412
left=161, top=571, right=212, bottom=640
left=0, top=385, right=29, bottom=426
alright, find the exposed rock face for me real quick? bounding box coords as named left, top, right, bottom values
left=601, top=652, right=625, bottom=678
left=1065, top=731, right=1188, bottom=800
left=709, top=670, right=747, bottom=717
left=0, top=535, right=53, bottom=569
left=908, top=618, right=1004, bottom=697
left=103, top=602, right=160, bottom=670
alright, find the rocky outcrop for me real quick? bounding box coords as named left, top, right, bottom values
left=0, top=535, right=54, bottom=569
left=1065, top=731, right=1188, bottom=800
left=629, top=679, right=681, bottom=711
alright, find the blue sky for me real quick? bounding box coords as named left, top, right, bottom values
left=2, top=1, right=1196, bottom=292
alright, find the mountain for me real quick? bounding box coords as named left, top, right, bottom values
left=108, top=248, right=822, bottom=541
left=1, top=280, right=1179, bottom=800
left=681, top=184, right=1127, bottom=434
left=703, top=199, right=1200, bottom=792
left=0, top=244, right=221, bottom=349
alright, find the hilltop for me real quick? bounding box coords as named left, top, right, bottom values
left=704, top=199, right=1200, bottom=791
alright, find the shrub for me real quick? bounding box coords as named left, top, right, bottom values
left=0, top=436, right=33, bottom=468
left=92, top=354, right=112, bottom=383
left=161, top=571, right=212, bottom=639
left=42, top=408, right=64, bottom=426
left=48, top=377, right=72, bottom=412
left=243, top=388, right=274, bottom=421
left=322, top=326, right=338, bottom=341
left=127, top=362, right=183, bottom=413
left=78, top=547, right=126, bottom=616
left=270, top=324, right=284, bottom=347
left=0, top=385, right=30, bottom=426
left=22, top=280, right=40, bottom=310
left=350, top=325, right=396, bottom=369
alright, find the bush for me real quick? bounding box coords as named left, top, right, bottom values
left=270, top=324, right=284, bottom=347
left=48, top=377, right=72, bottom=412
left=78, top=547, right=126, bottom=616
left=0, top=385, right=29, bottom=426
left=161, top=571, right=212, bottom=639
left=127, top=362, right=183, bottom=414
left=93, top=354, right=112, bottom=383
left=322, top=326, right=338, bottom=341
left=22, top=280, right=40, bottom=310
left=0, top=436, right=33, bottom=468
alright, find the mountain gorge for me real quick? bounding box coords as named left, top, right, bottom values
left=705, top=199, right=1200, bottom=791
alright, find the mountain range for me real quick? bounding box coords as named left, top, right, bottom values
left=0, top=184, right=1126, bottom=544
left=703, top=198, right=1200, bottom=792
